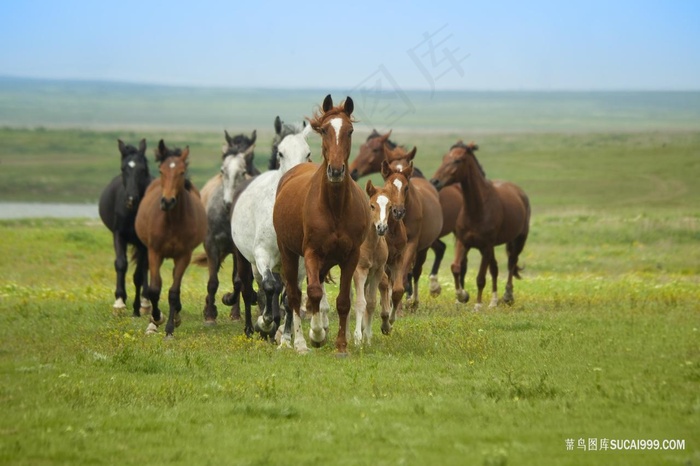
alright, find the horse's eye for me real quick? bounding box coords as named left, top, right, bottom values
left=320, top=128, right=327, bottom=135
left=278, top=152, right=284, bottom=158
left=348, top=129, right=354, bottom=135
left=370, top=204, right=375, bottom=210
left=306, top=152, right=311, bottom=159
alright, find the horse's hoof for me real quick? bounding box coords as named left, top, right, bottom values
left=174, top=314, right=182, bottom=328
left=221, top=293, right=235, bottom=306
left=381, top=326, right=392, bottom=336
left=230, top=308, right=241, bottom=321
left=165, top=333, right=175, bottom=340
left=310, top=339, right=325, bottom=348
left=503, top=294, right=515, bottom=306
left=277, top=339, right=292, bottom=350
left=456, top=290, right=470, bottom=303
left=203, top=319, right=217, bottom=327
left=145, top=322, right=158, bottom=335
left=150, top=315, right=165, bottom=326
left=474, top=303, right=483, bottom=312
left=335, top=352, right=349, bottom=359
left=429, top=275, right=441, bottom=297
left=139, top=299, right=152, bottom=315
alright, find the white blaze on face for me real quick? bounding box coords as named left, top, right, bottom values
left=376, top=195, right=389, bottom=224
left=396, top=164, right=403, bottom=171
left=393, top=178, right=403, bottom=192
left=128, top=161, right=136, bottom=168
left=169, top=162, right=176, bottom=169
left=329, top=117, right=343, bottom=145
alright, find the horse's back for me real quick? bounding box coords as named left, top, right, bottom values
left=200, top=174, right=221, bottom=210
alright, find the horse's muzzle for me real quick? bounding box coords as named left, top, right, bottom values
left=327, top=164, right=346, bottom=183
left=376, top=223, right=388, bottom=236
left=160, top=197, right=177, bottom=211
left=126, top=196, right=137, bottom=210
left=391, top=206, right=406, bottom=221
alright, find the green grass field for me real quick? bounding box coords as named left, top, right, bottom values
left=0, top=84, right=699, bottom=465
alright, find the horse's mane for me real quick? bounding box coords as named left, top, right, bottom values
left=307, top=100, right=356, bottom=129
left=451, top=141, right=485, bottom=177
left=367, top=129, right=397, bottom=149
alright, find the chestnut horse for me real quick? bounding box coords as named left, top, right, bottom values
left=362, top=178, right=406, bottom=338
left=430, top=141, right=530, bottom=310
left=136, top=140, right=207, bottom=336
left=273, top=95, right=370, bottom=354
left=381, top=145, right=443, bottom=309
left=98, top=139, right=152, bottom=317
left=349, top=130, right=462, bottom=296
left=352, top=180, right=391, bottom=346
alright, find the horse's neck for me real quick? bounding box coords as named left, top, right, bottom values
left=318, top=165, right=351, bottom=216
left=460, top=161, right=490, bottom=221
left=387, top=216, right=407, bottom=245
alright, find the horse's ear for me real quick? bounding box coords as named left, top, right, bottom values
left=118, top=139, right=126, bottom=156
left=407, top=146, right=417, bottom=161
left=403, top=161, right=414, bottom=179
left=302, top=120, right=307, bottom=128
left=322, top=94, right=333, bottom=112
left=382, top=143, right=393, bottom=159
left=302, top=122, right=313, bottom=138
left=250, top=130, right=257, bottom=145
left=138, top=138, right=147, bottom=154
left=344, top=97, right=354, bottom=116
left=274, top=116, right=282, bottom=135
left=382, top=130, right=392, bottom=143
left=380, top=159, right=392, bottom=180
left=156, top=139, right=167, bottom=162
left=366, top=179, right=377, bottom=197
left=468, top=141, right=479, bottom=152
left=180, top=146, right=190, bottom=164
left=224, top=130, right=233, bottom=146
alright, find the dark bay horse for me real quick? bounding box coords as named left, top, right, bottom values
left=349, top=130, right=462, bottom=296
left=430, top=141, right=530, bottom=310
left=381, top=145, right=443, bottom=309
left=99, top=139, right=152, bottom=317
left=273, top=94, right=370, bottom=354
left=136, top=140, right=207, bottom=336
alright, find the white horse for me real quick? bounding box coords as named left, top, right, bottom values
left=231, top=123, right=318, bottom=346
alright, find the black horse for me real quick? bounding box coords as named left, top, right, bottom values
left=98, top=139, right=152, bottom=317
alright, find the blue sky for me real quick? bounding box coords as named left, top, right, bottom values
left=1, top=0, right=698, bottom=91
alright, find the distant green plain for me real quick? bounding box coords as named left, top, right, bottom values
left=0, top=81, right=698, bottom=465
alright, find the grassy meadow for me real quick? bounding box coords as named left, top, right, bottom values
left=0, top=82, right=699, bottom=465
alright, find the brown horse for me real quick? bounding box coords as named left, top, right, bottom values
left=135, top=140, right=207, bottom=336
left=273, top=94, right=370, bottom=354
left=349, top=130, right=462, bottom=296
left=365, top=178, right=407, bottom=336
left=430, top=141, right=530, bottom=310
left=352, top=180, right=391, bottom=346
left=381, top=145, right=443, bottom=309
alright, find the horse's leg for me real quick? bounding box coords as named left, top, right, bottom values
left=386, top=261, right=405, bottom=330
left=401, top=242, right=418, bottom=311
left=203, top=241, right=220, bottom=325
left=504, top=232, right=528, bottom=305
left=271, top=272, right=285, bottom=344
left=255, top=268, right=279, bottom=339
left=335, top=252, right=360, bottom=354
left=428, top=238, right=446, bottom=297
left=280, top=248, right=307, bottom=353
left=451, top=240, right=469, bottom=303
left=352, top=268, right=368, bottom=346
left=164, top=252, right=190, bottom=337
left=133, top=243, right=150, bottom=317
left=145, top=250, right=164, bottom=334
left=221, top=253, right=242, bottom=321
left=408, top=247, right=428, bottom=309
left=378, top=271, right=392, bottom=336
left=364, top=267, right=382, bottom=346
left=235, top=251, right=255, bottom=338
left=474, top=248, right=493, bottom=312
left=112, top=232, right=128, bottom=313
left=303, top=253, right=326, bottom=347
left=488, top=255, right=499, bottom=308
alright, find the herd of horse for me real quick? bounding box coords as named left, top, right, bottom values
left=98, top=94, right=531, bottom=354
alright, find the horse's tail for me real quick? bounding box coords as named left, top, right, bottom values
left=192, top=252, right=209, bottom=267
left=323, top=271, right=336, bottom=285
